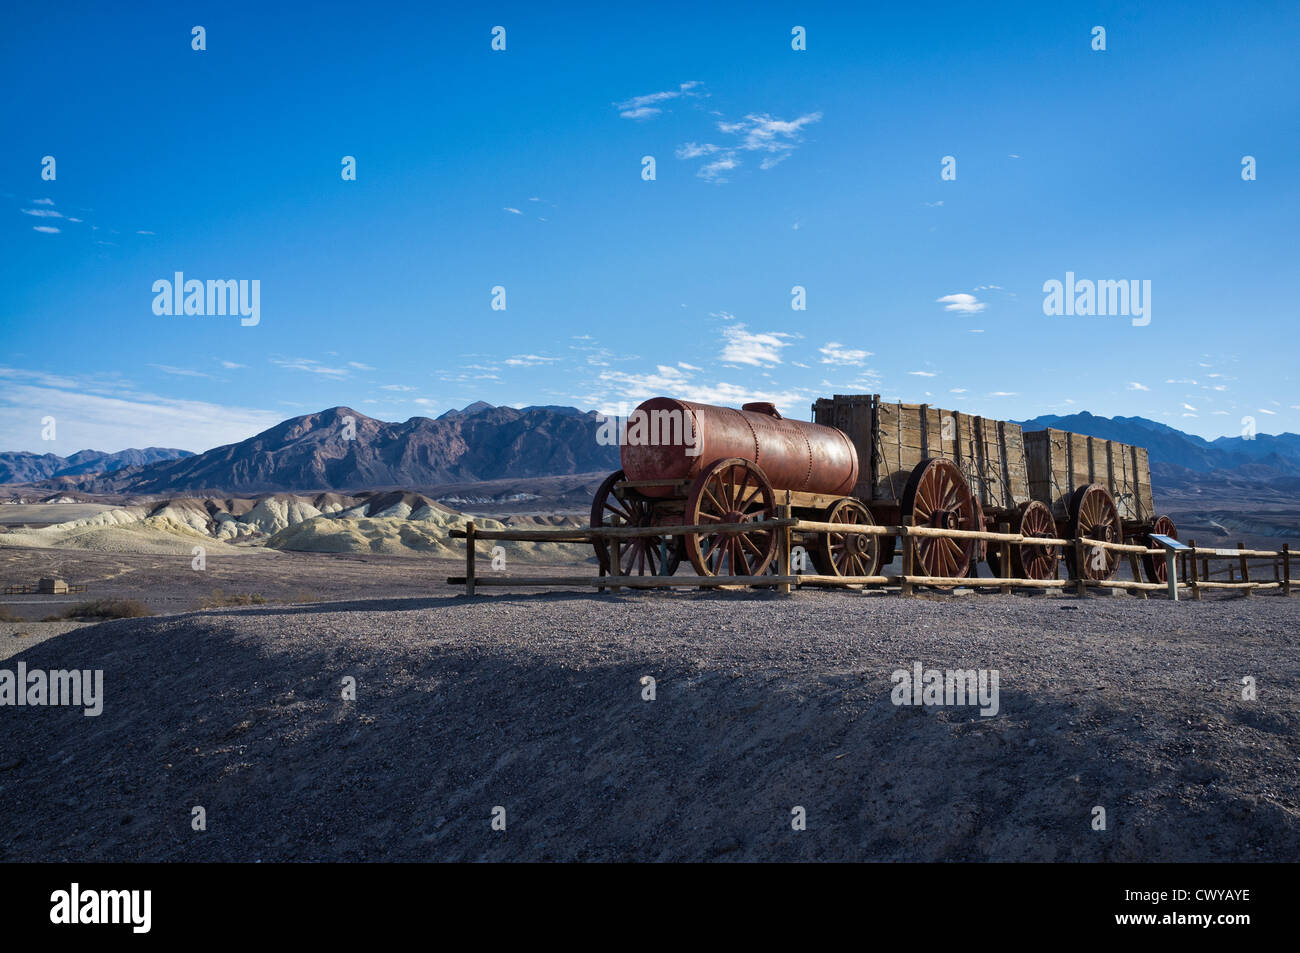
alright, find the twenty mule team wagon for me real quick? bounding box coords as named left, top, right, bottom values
left=590, top=395, right=1176, bottom=586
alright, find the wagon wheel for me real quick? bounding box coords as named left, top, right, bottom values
left=590, top=469, right=682, bottom=576
left=812, top=498, right=880, bottom=578
left=1141, top=515, right=1178, bottom=585
left=900, top=458, right=977, bottom=584
left=683, top=458, right=777, bottom=577
left=1065, top=483, right=1121, bottom=581
left=988, top=501, right=1060, bottom=580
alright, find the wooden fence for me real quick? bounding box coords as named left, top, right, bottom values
left=448, top=516, right=1296, bottom=599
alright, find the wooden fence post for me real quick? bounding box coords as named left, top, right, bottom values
left=465, top=521, right=476, bottom=597
left=1238, top=542, right=1250, bottom=597
left=998, top=523, right=1012, bottom=595
left=900, top=519, right=914, bottom=598
left=777, top=503, right=793, bottom=595
left=1284, top=543, right=1292, bottom=597
left=611, top=537, right=622, bottom=593
left=1073, top=539, right=1087, bottom=597
left=1189, top=539, right=1201, bottom=601
left=1126, top=551, right=1147, bottom=599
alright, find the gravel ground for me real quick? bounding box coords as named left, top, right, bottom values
left=1, top=590, right=1297, bottom=862
left=0, top=622, right=91, bottom=661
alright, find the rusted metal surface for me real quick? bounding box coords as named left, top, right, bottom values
left=621, top=397, right=858, bottom=499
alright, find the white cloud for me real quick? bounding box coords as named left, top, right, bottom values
left=220, top=360, right=246, bottom=369
left=615, top=81, right=702, bottom=120
left=503, top=207, right=522, bottom=215
left=720, top=324, right=793, bottom=366
left=697, top=155, right=739, bottom=181
left=31, top=198, right=54, bottom=206
left=271, top=358, right=349, bottom=377
left=988, top=391, right=1017, bottom=397
left=908, top=370, right=938, bottom=378
left=32, top=225, right=59, bottom=233
left=1258, top=408, right=1277, bottom=415
left=148, top=364, right=212, bottom=378
left=719, top=112, right=822, bottom=153
left=136, top=230, right=155, bottom=235
left=676, top=142, right=722, bottom=159
left=22, top=208, right=63, bottom=218
left=936, top=293, right=986, bottom=313
left=950, top=388, right=967, bottom=394
left=347, top=361, right=375, bottom=371
left=678, top=111, right=822, bottom=181
left=593, top=366, right=805, bottom=416
left=381, top=384, right=416, bottom=392
left=1127, top=382, right=1149, bottom=391
left=0, top=370, right=283, bottom=453
left=1182, top=403, right=1197, bottom=411
left=504, top=354, right=560, bottom=366
left=818, top=342, right=872, bottom=366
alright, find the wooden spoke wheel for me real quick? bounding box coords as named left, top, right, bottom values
left=590, top=469, right=682, bottom=576
left=812, top=498, right=880, bottom=578
left=683, top=458, right=777, bottom=577
left=1141, top=515, right=1178, bottom=584
left=1066, top=483, right=1121, bottom=581
left=900, top=458, right=977, bottom=583
left=988, top=500, right=1061, bottom=580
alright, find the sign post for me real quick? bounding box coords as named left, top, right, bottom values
left=1150, top=534, right=1189, bottom=602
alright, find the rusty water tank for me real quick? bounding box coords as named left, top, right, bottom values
left=619, top=397, right=859, bottom=497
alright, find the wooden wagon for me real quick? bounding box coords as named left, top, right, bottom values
left=1023, top=427, right=1176, bottom=583
left=589, top=395, right=1174, bottom=587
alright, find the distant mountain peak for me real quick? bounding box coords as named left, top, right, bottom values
left=437, top=400, right=495, bottom=420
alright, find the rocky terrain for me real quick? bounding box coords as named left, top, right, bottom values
left=1, top=591, right=1296, bottom=862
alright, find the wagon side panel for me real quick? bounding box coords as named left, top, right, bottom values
left=812, top=394, right=877, bottom=503
left=1025, top=428, right=1071, bottom=520
left=1134, top=446, right=1154, bottom=522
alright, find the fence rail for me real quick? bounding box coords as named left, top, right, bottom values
left=448, top=520, right=1295, bottom=599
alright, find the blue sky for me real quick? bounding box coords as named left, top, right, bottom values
left=2, top=0, right=1297, bottom=453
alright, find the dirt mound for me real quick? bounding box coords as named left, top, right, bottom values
left=2, top=593, right=1297, bottom=861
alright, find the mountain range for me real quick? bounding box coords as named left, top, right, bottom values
left=14, top=404, right=619, bottom=494
left=2, top=403, right=1297, bottom=497
left=0, top=447, right=193, bottom=485
left=1012, top=411, right=1300, bottom=474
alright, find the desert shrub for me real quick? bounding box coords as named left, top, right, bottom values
left=45, top=599, right=154, bottom=621
left=197, top=588, right=268, bottom=609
